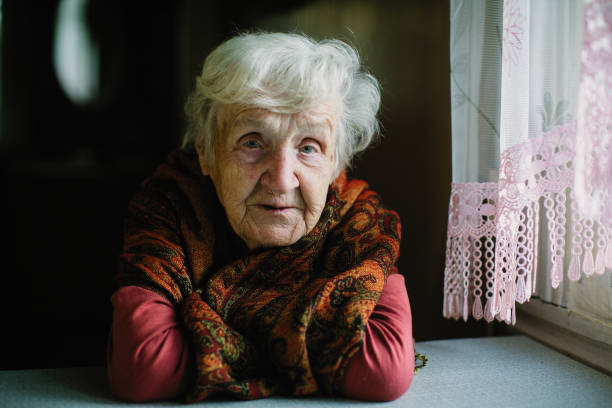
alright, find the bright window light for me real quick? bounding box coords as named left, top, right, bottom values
left=53, top=0, right=100, bottom=106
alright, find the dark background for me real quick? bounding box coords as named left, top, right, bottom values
left=1, top=0, right=503, bottom=370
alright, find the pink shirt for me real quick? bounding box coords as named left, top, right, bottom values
left=107, top=274, right=413, bottom=402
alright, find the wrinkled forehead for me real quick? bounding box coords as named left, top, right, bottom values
left=218, top=104, right=339, bottom=137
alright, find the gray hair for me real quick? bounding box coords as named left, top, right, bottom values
left=182, top=31, right=381, bottom=177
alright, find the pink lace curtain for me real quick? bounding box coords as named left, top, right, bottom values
left=444, top=0, right=612, bottom=324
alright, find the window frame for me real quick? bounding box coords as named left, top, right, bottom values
left=515, top=299, right=612, bottom=375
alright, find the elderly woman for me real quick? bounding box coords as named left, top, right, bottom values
left=107, top=32, right=414, bottom=403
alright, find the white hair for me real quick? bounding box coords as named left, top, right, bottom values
left=183, top=31, right=381, bottom=177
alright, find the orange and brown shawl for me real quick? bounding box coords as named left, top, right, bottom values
left=115, top=148, right=401, bottom=402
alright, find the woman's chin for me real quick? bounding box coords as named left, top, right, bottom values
left=243, top=226, right=304, bottom=250
left=237, top=209, right=307, bottom=250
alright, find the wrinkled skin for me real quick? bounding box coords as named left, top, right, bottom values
left=198, top=104, right=338, bottom=250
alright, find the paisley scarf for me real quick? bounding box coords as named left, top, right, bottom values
left=115, top=148, right=401, bottom=402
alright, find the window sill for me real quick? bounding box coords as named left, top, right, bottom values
left=516, top=299, right=612, bottom=375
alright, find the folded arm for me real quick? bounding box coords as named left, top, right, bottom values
left=107, top=274, right=414, bottom=402
left=106, top=287, right=193, bottom=402
left=339, top=273, right=414, bottom=401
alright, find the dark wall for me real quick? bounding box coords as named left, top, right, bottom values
left=1, top=0, right=501, bottom=370
left=2, top=0, right=180, bottom=369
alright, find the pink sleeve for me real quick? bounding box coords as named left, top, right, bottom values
left=340, top=273, right=415, bottom=401
left=107, top=286, right=194, bottom=402
left=108, top=276, right=413, bottom=402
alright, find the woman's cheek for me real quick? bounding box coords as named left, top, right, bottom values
left=301, top=177, right=327, bottom=215
left=236, top=146, right=266, bottom=165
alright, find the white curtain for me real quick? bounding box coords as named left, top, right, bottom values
left=445, top=0, right=612, bottom=325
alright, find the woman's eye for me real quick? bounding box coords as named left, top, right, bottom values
left=243, top=139, right=261, bottom=149
left=300, top=145, right=316, bottom=154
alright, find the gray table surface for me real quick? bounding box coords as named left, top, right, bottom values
left=1, top=335, right=611, bottom=407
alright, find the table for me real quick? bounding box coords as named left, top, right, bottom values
left=1, top=335, right=610, bottom=407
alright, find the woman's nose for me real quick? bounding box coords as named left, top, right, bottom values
left=261, top=146, right=299, bottom=193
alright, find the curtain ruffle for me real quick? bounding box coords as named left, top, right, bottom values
left=575, top=0, right=612, bottom=221
left=444, top=121, right=612, bottom=324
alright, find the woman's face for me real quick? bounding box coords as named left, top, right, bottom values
left=200, top=105, right=337, bottom=250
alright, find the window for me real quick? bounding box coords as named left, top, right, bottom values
left=444, top=0, right=612, bottom=374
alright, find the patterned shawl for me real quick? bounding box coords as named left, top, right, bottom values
left=115, top=148, right=401, bottom=402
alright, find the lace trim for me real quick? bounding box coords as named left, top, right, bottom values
left=444, top=121, right=612, bottom=324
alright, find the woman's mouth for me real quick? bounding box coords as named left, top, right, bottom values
left=261, top=204, right=292, bottom=213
